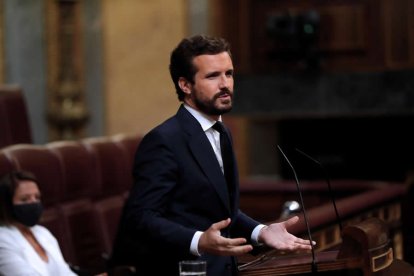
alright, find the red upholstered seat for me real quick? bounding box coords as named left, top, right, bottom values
left=0, top=151, right=14, bottom=177
left=59, top=199, right=105, bottom=273
left=2, top=144, right=63, bottom=206
left=81, top=137, right=131, bottom=198
left=47, top=141, right=100, bottom=201
left=111, top=133, right=141, bottom=168
left=39, top=207, right=72, bottom=263
left=93, top=195, right=126, bottom=255
left=0, top=133, right=143, bottom=273
left=0, top=85, right=32, bottom=148
left=111, top=133, right=142, bottom=191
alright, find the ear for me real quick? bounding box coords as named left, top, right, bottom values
left=178, top=77, right=192, bottom=96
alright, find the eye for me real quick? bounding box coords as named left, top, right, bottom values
left=226, top=70, right=234, bottom=77
left=18, top=196, right=30, bottom=203
left=206, top=72, right=219, bottom=79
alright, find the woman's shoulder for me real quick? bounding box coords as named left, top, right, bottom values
left=0, top=225, right=52, bottom=241
left=31, top=225, right=55, bottom=239
left=0, top=225, right=16, bottom=234
left=0, top=225, right=19, bottom=244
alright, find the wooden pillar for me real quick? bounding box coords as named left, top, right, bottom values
left=46, top=0, right=88, bottom=141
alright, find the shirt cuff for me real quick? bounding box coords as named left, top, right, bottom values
left=190, top=231, right=203, bottom=256
left=251, top=224, right=266, bottom=246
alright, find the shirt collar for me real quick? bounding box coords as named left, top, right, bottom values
left=184, top=104, right=222, bottom=131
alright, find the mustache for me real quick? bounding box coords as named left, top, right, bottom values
left=214, top=88, right=232, bottom=99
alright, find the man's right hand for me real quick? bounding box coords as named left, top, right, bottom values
left=198, top=218, right=253, bottom=256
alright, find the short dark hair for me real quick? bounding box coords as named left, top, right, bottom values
left=0, top=171, right=38, bottom=225
left=169, top=34, right=232, bottom=101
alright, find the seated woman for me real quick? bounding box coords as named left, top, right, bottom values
left=0, top=170, right=77, bottom=275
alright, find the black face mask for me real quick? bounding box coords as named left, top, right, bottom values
left=12, top=202, right=43, bottom=227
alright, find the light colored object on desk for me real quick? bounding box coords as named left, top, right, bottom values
left=280, top=200, right=301, bottom=219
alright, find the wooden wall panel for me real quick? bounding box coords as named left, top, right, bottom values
left=248, top=0, right=384, bottom=72
left=317, top=5, right=366, bottom=52
left=384, top=0, right=414, bottom=68
left=211, top=0, right=414, bottom=73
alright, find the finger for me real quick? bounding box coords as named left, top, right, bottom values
left=302, top=240, right=315, bottom=246
left=295, top=238, right=316, bottom=246
left=223, top=237, right=248, bottom=246
left=211, top=218, right=231, bottom=231
left=295, top=242, right=314, bottom=250
left=229, top=244, right=254, bottom=254
left=220, top=244, right=253, bottom=256
left=294, top=240, right=316, bottom=251
left=283, top=216, right=299, bottom=228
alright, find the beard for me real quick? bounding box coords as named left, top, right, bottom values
left=192, top=88, right=233, bottom=116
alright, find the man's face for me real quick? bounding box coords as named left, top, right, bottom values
left=182, top=52, right=234, bottom=118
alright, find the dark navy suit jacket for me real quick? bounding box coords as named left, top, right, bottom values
left=111, top=105, right=260, bottom=276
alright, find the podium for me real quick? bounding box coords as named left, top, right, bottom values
left=239, top=218, right=414, bottom=275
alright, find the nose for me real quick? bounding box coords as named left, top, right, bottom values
left=219, top=74, right=231, bottom=90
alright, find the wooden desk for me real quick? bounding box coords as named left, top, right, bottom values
left=239, top=218, right=414, bottom=275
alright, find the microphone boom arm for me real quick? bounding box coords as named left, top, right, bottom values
left=277, top=145, right=318, bottom=273
left=295, top=148, right=343, bottom=231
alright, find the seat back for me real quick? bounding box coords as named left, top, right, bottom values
left=47, top=141, right=100, bottom=201
left=93, top=195, right=125, bottom=255
left=81, top=137, right=132, bottom=198
left=59, top=199, right=106, bottom=273
left=0, top=85, right=32, bottom=148
left=111, top=133, right=141, bottom=169
left=0, top=133, right=143, bottom=274
left=0, top=151, right=14, bottom=176
left=2, top=144, right=63, bottom=206
left=39, top=207, right=72, bottom=262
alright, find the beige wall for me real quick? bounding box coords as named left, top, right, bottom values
left=102, top=0, right=187, bottom=136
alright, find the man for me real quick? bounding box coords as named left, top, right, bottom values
left=111, top=35, right=313, bottom=276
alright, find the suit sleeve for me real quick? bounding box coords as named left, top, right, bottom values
left=232, top=209, right=261, bottom=240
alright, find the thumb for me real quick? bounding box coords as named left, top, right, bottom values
left=283, top=216, right=299, bottom=229
left=211, top=218, right=231, bottom=231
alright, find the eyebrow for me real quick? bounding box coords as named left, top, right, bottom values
left=205, top=71, right=220, bottom=78
left=205, top=68, right=234, bottom=78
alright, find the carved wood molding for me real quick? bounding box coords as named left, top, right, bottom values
left=46, top=0, right=88, bottom=141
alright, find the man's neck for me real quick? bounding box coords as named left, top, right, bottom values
left=183, top=103, right=220, bottom=122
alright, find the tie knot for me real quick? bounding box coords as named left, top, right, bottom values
left=212, top=122, right=225, bottom=134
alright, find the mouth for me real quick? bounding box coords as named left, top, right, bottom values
left=216, top=91, right=232, bottom=100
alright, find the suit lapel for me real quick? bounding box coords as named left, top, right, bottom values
left=223, top=124, right=240, bottom=213
left=13, top=227, right=49, bottom=276
left=176, top=106, right=231, bottom=213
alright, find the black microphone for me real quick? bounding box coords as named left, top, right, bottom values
left=277, top=145, right=318, bottom=273
left=295, top=148, right=343, bottom=231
